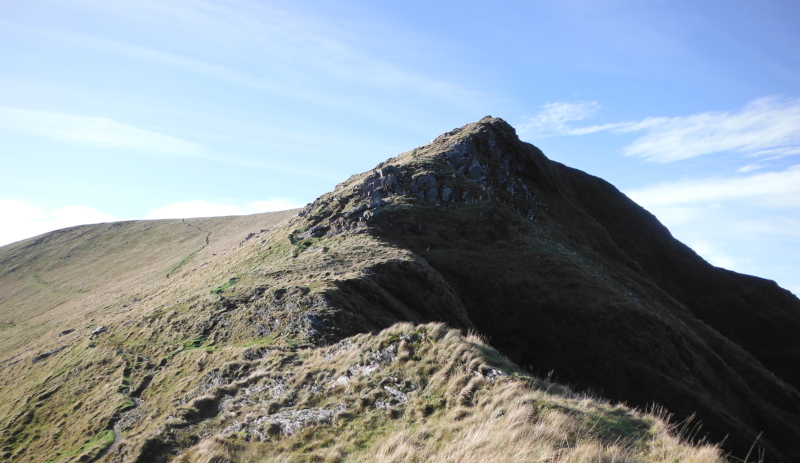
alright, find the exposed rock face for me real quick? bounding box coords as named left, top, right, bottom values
left=289, top=116, right=800, bottom=462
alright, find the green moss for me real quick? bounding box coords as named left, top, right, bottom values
left=420, top=390, right=446, bottom=415
left=382, top=334, right=401, bottom=348
left=43, top=429, right=115, bottom=463
left=237, top=332, right=280, bottom=348
left=260, top=240, right=292, bottom=261
left=117, top=396, right=136, bottom=414
left=167, top=247, right=205, bottom=279
left=183, top=336, right=207, bottom=350
left=211, top=277, right=239, bottom=295
left=291, top=237, right=323, bottom=257
left=590, top=407, right=652, bottom=443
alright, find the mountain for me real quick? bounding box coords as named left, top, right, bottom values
left=1, top=117, right=799, bottom=462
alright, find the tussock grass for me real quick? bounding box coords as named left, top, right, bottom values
left=171, top=323, right=724, bottom=463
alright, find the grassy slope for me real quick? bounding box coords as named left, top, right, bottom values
left=0, top=211, right=296, bottom=462
left=0, top=212, right=297, bottom=352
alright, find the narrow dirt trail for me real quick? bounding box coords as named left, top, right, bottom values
left=182, top=218, right=212, bottom=246
left=166, top=219, right=213, bottom=279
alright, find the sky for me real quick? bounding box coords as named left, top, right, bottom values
left=1, top=0, right=799, bottom=294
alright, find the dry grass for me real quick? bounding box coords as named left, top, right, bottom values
left=0, top=211, right=298, bottom=462
left=170, top=323, right=725, bottom=463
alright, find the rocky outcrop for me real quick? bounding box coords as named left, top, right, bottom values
left=31, top=346, right=68, bottom=363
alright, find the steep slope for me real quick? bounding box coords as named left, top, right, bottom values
left=282, top=117, right=800, bottom=461
left=0, top=116, right=798, bottom=462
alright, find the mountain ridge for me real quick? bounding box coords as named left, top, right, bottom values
left=1, top=116, right=799, bottom=462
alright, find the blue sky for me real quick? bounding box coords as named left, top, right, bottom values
left=1, top=0, right=799, bottom=294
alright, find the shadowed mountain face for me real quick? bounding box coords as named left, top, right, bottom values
left=1, top=117, right=799, bottom=462
left=289, top=117, right=800, bottom=461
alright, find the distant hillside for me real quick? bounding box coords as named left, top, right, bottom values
left=0, top=212, right=296, bottom=354
left=2, top=117, right=799, bottom=462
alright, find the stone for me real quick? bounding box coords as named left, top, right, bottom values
left=91, top=326, right=108, bottom=336
left=301, top=225, right=330, bottom=239
left=346, top=205, right=368, bottom=218
left=410, top=174, right=437, bottom=202
left=253, top=323, right=271, bottom=338
left=441, top=187, right=453, bottom=202
left=31, top=346, right=67, bottom=363
left=468, top=161, right=483, bottom=179
left=242, top=346, right=271, bottom=361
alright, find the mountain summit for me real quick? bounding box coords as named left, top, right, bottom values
left=1, top=117, right=799, bottom=462
left=290, top=116, right=800, bottom=459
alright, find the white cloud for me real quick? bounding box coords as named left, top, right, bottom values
left=0, top=107, right=204, bottom=154
left=0, top=199, right=118, bottom=247
left=517, top=102, right=601, bottom=137
left=627, top=165, right=800, bottom=209
left=747, top=146, right=800, bottom=160
left=737, top=164, right=765, bottom=173
left=618, top=97, right=800, bottom=162
left=689, top=241, right=739, bottom=269
left=144, top=199, right=303, bottom=220
left=520, top=97, right=800, bottom=163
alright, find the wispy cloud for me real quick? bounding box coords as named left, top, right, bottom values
left=746, top=146, right=800, bottom=160
left=517, top=102, right=601, bottom=138
left=618, top=97, right=800, bottom=162
left=626, top=165, right=800, bottom=208
left=520, top=97, right=800, bottom=163
left=0, top=107, right=203, bottom=154
left=144, top=199, right=303, bottom=220
left=737, top=164, right=766, bottom=173
left=163, top=0, right=484, bottom=105
left=3, top=0, right=485, bottom=112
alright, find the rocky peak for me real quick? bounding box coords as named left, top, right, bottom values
left=295, top=117, right=553, bottom=238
